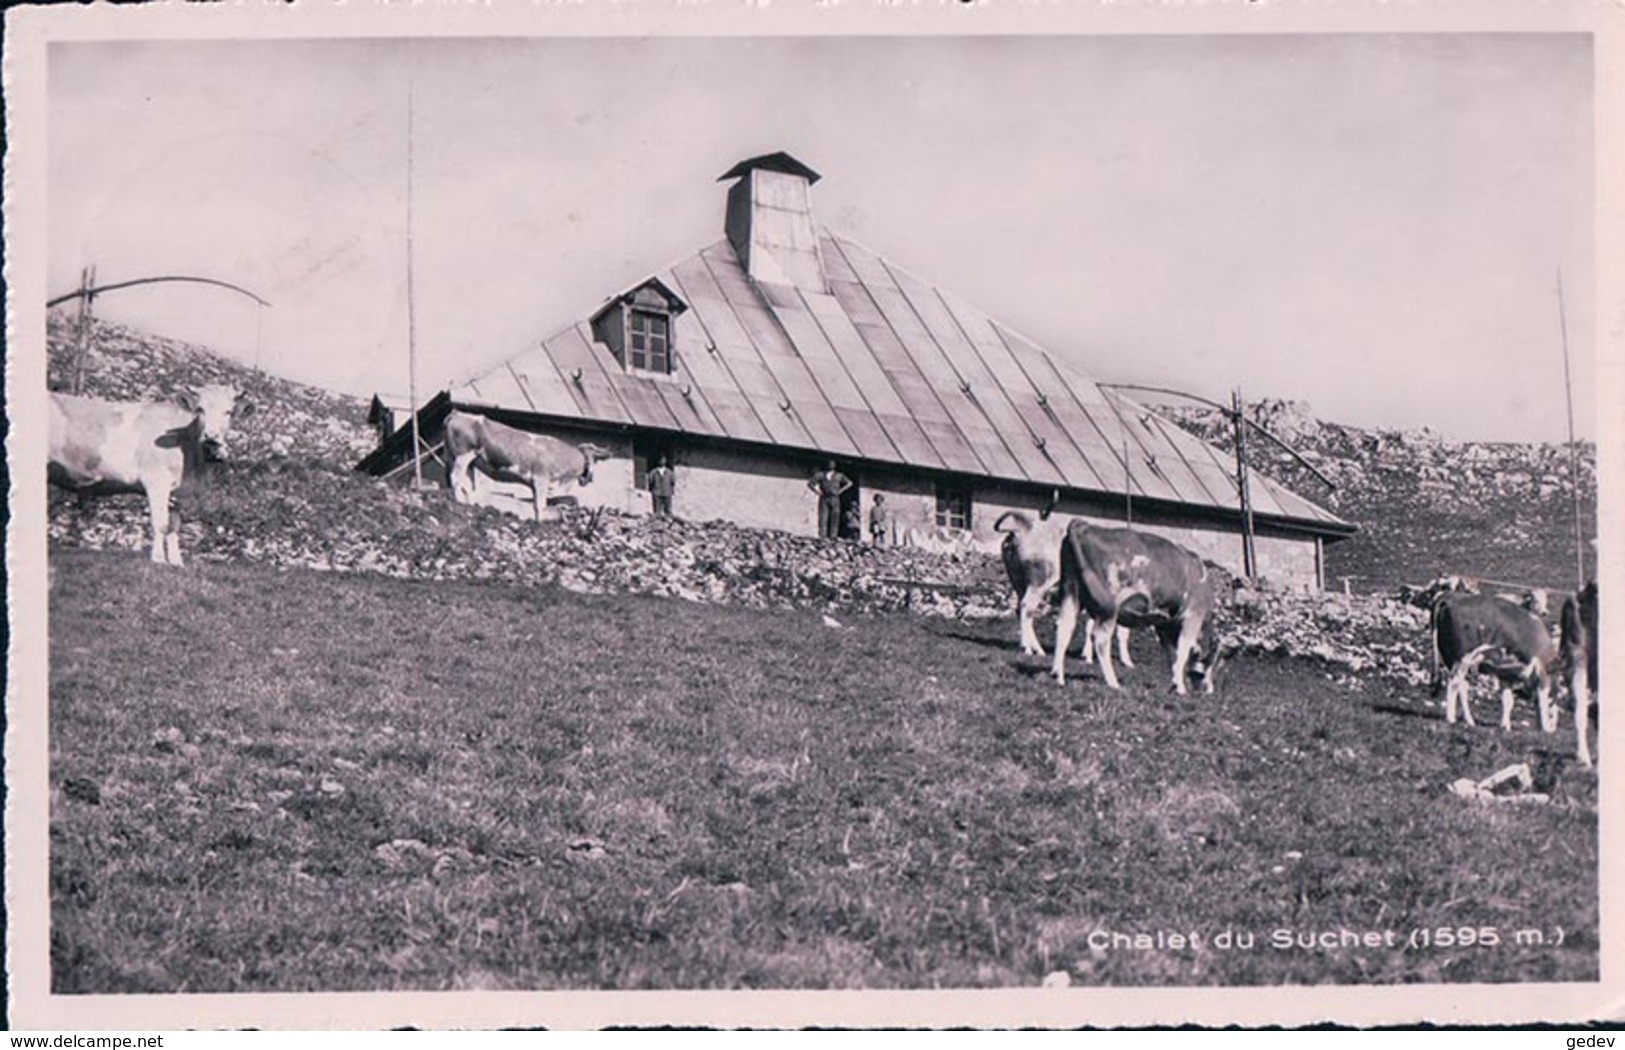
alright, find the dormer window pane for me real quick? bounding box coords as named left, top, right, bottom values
left=629, top=310, right=671, bottom=374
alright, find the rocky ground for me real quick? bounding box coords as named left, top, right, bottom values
left=43, top=315, right=1594, bottom=694
left=1160, top=398, right=1597, bottom=594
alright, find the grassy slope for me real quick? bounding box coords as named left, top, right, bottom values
left=50, top=548, right=1598, bottom=992
left=1316, top=451, right=1599, bottom=592
left=1164, top=411, right=1599, bottom=594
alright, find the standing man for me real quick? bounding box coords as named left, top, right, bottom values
left=869, top=493, right=892, bottom=547
left=808, top=460, right=852, bottom=540
left=648, top=455, right=676, bottom=518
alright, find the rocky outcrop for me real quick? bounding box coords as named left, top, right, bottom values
left=46, top=312, right=377, bottom=467
left=1159, top=398, right=1597, bottom=592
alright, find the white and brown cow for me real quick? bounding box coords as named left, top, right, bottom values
left=48, top=385, right=251, bottom=566
left=1430, top=591, right=1559, bottom=735
left=1050, top=522, right=1222, bottom=695
left=1559, top=581, right=1599, bottom=768
left=996, top=509, right=1132, bottom=666
left=442, top=410, right=612, bottom=523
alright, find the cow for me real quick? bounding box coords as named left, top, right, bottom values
left=1512, top=589, right=1550, bottom=617
left=1559, top=581, right=1599, bottom=768
left=1429, top=591, right=1558, bottom=735
left=442, top=410, right=612, bottom=523
left=1400, top=574, right=1482, bottom=610
left=1050, top=522, right=1222, bottom=696
left=48, top=385, right=252, bottom=566
left=995, top=509, right=1132, bottom=666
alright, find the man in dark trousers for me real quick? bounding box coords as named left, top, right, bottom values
left=808, top=460, right=852, bottom=540
left=648, top=456, right=676, bottom=518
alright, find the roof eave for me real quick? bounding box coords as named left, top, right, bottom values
left=356, top=401, right=1357, bottom=540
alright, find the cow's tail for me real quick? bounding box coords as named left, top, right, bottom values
left=1058, top=521, right=1087, bottom=599
left=440, top=413, right=461, bottom=493
left=1558, top=590, right=1583, bottom=677
left=1428, top=594, right=1446, bottom=697
left=993, top=510, right=1033, bottom=536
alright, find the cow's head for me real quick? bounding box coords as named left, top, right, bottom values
left=577, top=442, right=614, bottom=484
left=180, top=385, right=254, bottom=462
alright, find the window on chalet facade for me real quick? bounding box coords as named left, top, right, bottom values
left=935, top=483, right=972, bottom=531
left=590, top=278, right=688, bottom=378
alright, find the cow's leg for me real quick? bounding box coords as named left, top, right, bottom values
left=1448, top=647, right=1492, bottom=727
left=145, top=485, right=173, bottom=565
left=1499, top=686, right=1516, bottom=732
left=165, top=493, right=183, bottom=566
left=1169, top=620, right=1198, bottom=697
left=1445, top=662, right=1468, bottom=726
left=1093, top=616, right=1123, bottom=690
left=1018, top=586, right=1046, bottom=656
left=448, top=452, right=478, bottom=504
left=1080, top=617, right=1097, bottom=664
left=1535, top=681, right=1558, bottom=735
left=1452, top=666, right=1478, bottom=727
left=1573, top=665, right=1593, bottom=768
left=531, top=475, right=551, bottom=523
left=1117, top=625, right=1135, bottom=669
left=1052, top=589, right=1080, bottom=685
left=1202, top=652, right=1220, bottom=695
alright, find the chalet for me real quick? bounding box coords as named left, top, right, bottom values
left=360, top=152, right=1354, bottom=587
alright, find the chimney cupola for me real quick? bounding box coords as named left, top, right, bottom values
left=719, top=151, right=828, bottom=294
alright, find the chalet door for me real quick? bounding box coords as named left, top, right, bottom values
left=838, top=478, right=863, bottom=540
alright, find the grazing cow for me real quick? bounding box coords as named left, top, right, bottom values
left=48, top=386, right=251, bottom=566
left=995, top=509, right=1132, bottom=666
left=1430, top=591, right=1558, bottom=735
left=1560, top=581, right=1599, bottom=768
left=1050, top=522, right=1222, bottom=695
left=1491, top=589, right=1550, bottom=617
left=1400, top=574, right=1482, bottom=610
left=442, top=410, right=612, bottom=523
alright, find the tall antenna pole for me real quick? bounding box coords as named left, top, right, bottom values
left=1233, top=387, right=1257, bottom=580
left=1102, top=388, right=1134, bottom=526
left=253, top=302, right=265, bottom=378
left=1557, top=269, right=1586, bottom=588
left=406, top=81, right=424, bottom=490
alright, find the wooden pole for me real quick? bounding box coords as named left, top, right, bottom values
left=406, top=82, right=425, bottom=491
left=1123, top=433, right=1133, bottom=527
left=71, top=265, right=95, bottom=395
left=1557, top=269, right=1586, bottom=588
left=1233, top=387, right=1257, bottom=580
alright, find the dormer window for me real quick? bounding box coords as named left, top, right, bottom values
left=590, top=278, right=688, bottom=377
left=628, top=308, right=671, bottom=374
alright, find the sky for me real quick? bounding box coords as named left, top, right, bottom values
left=46, top=33, right=1596, bottom=442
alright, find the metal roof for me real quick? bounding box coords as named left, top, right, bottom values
left=450, top=230, right=1350, bottom=534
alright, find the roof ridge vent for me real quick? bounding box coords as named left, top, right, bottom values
left=720, top=151, right=829, bottom=294
left=718, top=152, right=822, bottom=185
